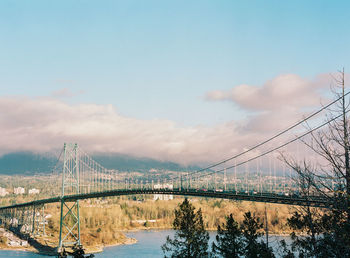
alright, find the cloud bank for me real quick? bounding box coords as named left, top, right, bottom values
left=0, top=73, right=336, bottom=165
left=0, top=96, right=248, bottom=164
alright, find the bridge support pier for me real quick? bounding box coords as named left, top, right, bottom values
left=32, top=204, right=46, bottom=237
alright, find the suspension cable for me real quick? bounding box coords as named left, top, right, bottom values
left=172, top=90, right=350, bottom=181
left=196, top=110, right=347, bottom=179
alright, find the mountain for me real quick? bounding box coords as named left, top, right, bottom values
left=93, top=154, right=199, bottom=172
left=0, top=152, right=200, bottom=175
left=0, top=152, right=57, bottom=175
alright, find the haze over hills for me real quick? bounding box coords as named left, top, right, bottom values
left=0, top=152, right=201, bottom=175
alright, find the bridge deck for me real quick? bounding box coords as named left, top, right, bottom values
left=0, top=189, right=329, bottom=210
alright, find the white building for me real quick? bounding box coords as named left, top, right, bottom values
left=0, top=187, right=9, bottom=197
left=153, top=194, right=174, bottom=201
left=28, top=188, right=40, bottom=195
left=13, top=187, right=25, bottom=195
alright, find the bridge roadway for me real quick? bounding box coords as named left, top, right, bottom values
left=0, top=189, right=329, bottom=210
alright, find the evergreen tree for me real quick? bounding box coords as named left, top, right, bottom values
left=212, top=213, right=243, bottom=258
left=278, top=239, right=295, bottom=258
left=241, top=211, right=275, bottom=258
left=241, top=211, right=263, bottom=258
left=162, top=198, right=209, bottom=258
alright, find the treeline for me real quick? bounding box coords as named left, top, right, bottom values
left=162, top=198, right=332, bottom=258
left=45, top=197, right=293, bottom=231
left=35, top=196, right=295, bottom=252
left=163, top=198, right=277, bottom=257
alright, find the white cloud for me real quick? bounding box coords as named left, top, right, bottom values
left=206, top=74, right=329, bottom=111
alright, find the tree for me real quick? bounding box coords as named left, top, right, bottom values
left=282, top=70, right=350, bottom=256
left=241, top=211, right=275, bottom=258
left=278, top=239, right=295, bottom=258
left=212, top=213, right=243, bottom=258
left=162, top=198, right=209, bottom=258
left=212, top=212, right=275, bottom=258
left=283, top=167, right=323, bottom=257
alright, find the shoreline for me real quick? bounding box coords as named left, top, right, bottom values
left=0, top=227, right=296, bottom=255
left=86, top=236, right=138, bottom=254
left=0, top=246, right=36, bottom=252
left=0, top=226, right=139, bottom=256
left=0, top=238, right=138, bottom=256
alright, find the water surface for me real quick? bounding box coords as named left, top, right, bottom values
left=0, top=230, right=291, bottom=257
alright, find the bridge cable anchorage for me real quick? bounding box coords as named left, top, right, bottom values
left=170, top=90, right=350, bottom=182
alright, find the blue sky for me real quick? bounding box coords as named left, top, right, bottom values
left=1, top=1, right=349, bottom=126
left=0, top=1, right=349, bottom=163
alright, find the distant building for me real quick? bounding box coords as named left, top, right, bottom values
left=0, top=187, right=9, bottom=197
left=153, top=183, right=173, bottom=201
left=28, top=188, right=40, bottom=195
left=153, top=194, right=174, bottom=201
left=13, top=187, right=25, bottom=195
left=153, top=183, right=173, bottom=190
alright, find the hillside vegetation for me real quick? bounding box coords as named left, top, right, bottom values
left=37, top=196, right=296, bottom=251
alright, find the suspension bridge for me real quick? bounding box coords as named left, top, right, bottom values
left=0, top=91, right=348, bottom=256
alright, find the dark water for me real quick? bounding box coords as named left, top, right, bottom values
left=0, top=230, right=291, bottom=257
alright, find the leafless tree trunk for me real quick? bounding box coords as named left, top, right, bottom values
left=281, top=70, right=350, bottom=256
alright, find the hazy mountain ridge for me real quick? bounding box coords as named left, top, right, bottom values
left=0, top=152, right=200, bottom=175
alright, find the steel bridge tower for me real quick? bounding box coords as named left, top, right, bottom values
left=58, top=143, right=82, bottom=255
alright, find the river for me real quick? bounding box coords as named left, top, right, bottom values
left=0, top=230, right=292, bottom=257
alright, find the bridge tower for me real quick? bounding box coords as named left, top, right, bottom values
left=58, top=143, right=82, bottom=255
